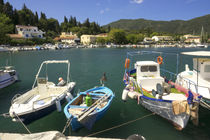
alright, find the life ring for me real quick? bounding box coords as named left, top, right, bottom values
left=125, top=58, right=130, bottom=69
left=157, top=56, right=163, bottom=64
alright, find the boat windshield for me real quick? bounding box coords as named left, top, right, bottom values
left=141, top=65, right=157, bottom=72
left=204, top=65, right=210, bottom=72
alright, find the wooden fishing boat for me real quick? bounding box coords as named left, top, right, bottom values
left=9, top=60, right=76, bottom=124
left=64, top=86, right=114, bottom=131
left=122, top=51, right=200, bottom=130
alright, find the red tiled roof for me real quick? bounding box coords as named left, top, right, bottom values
left=16, top=25, right=37, bottom=29
left=7, top=34, right=23, bottom=39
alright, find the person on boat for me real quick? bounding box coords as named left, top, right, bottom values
left=57, top=77, right=66, bottom=86
left=100, top=72, right=107, bottom=86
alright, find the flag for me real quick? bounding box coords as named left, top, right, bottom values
left=123, top=72, right=129, bottom=85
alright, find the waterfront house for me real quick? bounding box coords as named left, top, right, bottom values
left=60, top=32, right=79, bottom=44
left=151, top=36, right=173, bottom=42
left=182, top=34, right=201, bottom=44
left=184, top=38, right=200, bottom=44
left=81, top=33, right=108, bottom=45
left=8, top=25, right=45, bottom=39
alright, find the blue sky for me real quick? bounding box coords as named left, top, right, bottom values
left=5, top=0, right=210, bottom=25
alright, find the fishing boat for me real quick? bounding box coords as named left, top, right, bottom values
left=64, top=86, right=115, bottom=131
left=176, top=51, right=210, bottom=110
left=9, top=60, right=76, bottom=124
left=122, top=51, right=200, bottom=130
left=0, top=66, right=18, bottom=89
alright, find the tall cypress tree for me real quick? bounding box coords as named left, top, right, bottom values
left=34, top=11, right=39, bottom=25
left=0, top=0, right=4, bottom=5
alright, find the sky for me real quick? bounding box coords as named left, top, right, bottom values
left=5, top=0, right=210, bottom=26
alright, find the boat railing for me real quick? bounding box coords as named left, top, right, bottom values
left=160, top=68, right=177, bottom=81
left=11, top=89, right=31, bottom=105
left=177, top=75, right=210, bottom=95
left=177, top=75, right=198, bottom=92
left=161, top=68, right=201, bottom=94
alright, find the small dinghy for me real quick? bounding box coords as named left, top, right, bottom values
left=9, top=60, right=76, bottom=124
left=0, top=66, right=18, bottom=89
left=64, top=86, right=114, bottom=131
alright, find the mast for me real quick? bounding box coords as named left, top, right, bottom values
left=201, top=26, right=205, bottom=44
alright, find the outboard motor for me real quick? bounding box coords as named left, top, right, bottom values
left=156, top=83, right=164, bottom=99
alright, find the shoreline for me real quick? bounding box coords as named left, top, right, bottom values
left=0, top=43, right=209, bottom=52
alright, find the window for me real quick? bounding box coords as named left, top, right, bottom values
left=149, top=66, right=157, bottom=72
left=204, top=65, right=210, bottom=72
left=141, top=65, right=157, bottom=72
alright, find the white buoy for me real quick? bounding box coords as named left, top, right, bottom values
left=128, top=91, right=138, bottom=99
left=65, top=96, right=71, bottom=102
left=66, top=92, right=74, bottom=100
left=122, top=89, right=129, bottom=101
left=56, top=100, right=62, bottom=112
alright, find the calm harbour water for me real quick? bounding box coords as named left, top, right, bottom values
left=0, top=47, right=210, bottom=140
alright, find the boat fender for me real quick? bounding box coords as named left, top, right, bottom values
left=125, top=58, right=130, bottom=69
left=128, top=91, right=138, bottom=99
left=56, top=100, right=62, bottom=112
left=67, top=92, right=74, bottom=100
left=65, top=96, right=71, bottom=102
left=122, top=88, right=129, bottom=101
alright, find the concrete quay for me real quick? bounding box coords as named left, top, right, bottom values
left=0, top=131, right=124, bottom=140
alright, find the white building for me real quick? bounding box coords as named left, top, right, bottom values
left=143, top=37, right=153, bottom=43
left=15, top=25, right=45, bottom=38
left=81, top=33, right=108, bottom=45
left=59, top=32, right=78, bottom=44
left=152, top=36, right=173, bottom=42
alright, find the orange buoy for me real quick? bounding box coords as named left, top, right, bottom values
left=125, top=58, right=130, bottom=69
left=157, top=56, right=163, bottom=64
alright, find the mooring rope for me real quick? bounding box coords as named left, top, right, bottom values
left=200, top=100, right=210, bottom=110
left=85, top=112, right=155, bottom=138
left=62, top=117, right=73, bottom=134
left=0, top=112, right=10, bottom=118
left=13, top=113, right=31, bottom=134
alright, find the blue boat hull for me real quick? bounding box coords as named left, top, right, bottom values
left=64, top=86, right=114, bottom=131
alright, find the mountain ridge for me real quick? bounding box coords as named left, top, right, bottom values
left=104, top=14, right=210, bottom=35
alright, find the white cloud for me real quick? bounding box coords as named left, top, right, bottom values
left=100, top=8, right=110, bottom=14
left=130, top=0, right=144, bottom=4
left=100, top=10, right=105, bottom=14
left=105, top=8, right=110, bottom=11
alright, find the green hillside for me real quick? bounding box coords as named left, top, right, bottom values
left=104, top=14, right=210, bottom=35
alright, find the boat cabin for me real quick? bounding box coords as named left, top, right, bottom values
left=193, top=58, right=210, bottom=81
left=135, top=61, right=164, bottom=91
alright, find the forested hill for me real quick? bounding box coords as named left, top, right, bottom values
left=104, top=14, right=210, bottom=35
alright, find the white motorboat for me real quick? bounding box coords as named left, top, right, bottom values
left=0, top=66, right=18, bottom=89
left=176, top=51, right=210, bottom=110
left=9, top=60, right=76, bottom=124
